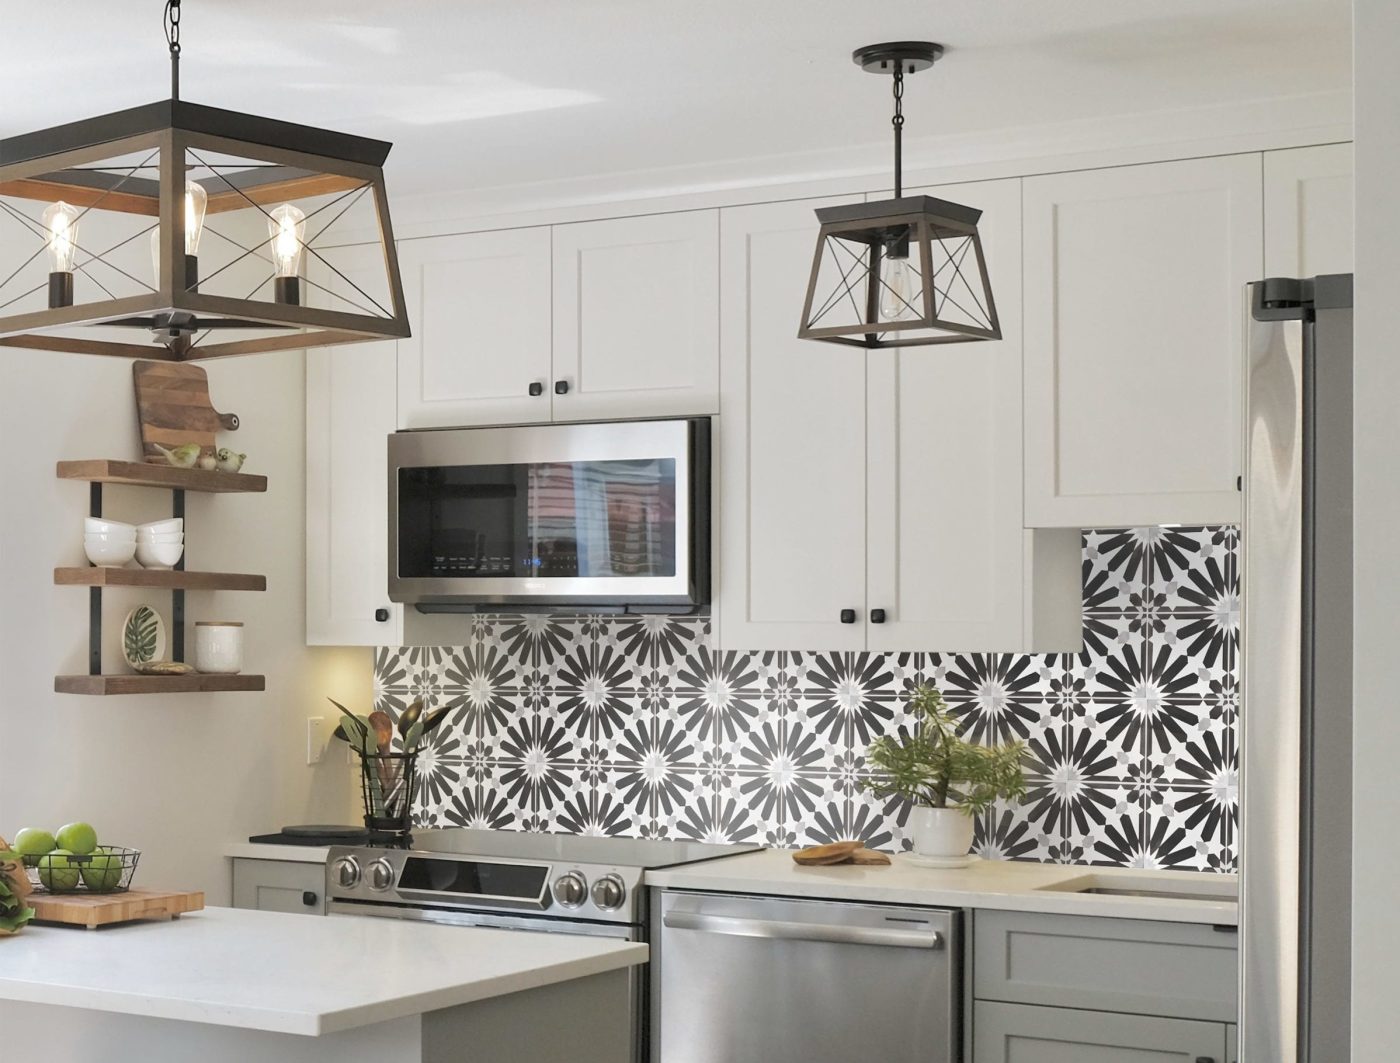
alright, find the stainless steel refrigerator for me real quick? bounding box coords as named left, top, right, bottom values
left=1240, top=273, right=1353, bottom=1062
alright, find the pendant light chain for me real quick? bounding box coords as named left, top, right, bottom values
left=891, top=65, right=905, bottom=198
left=165, top=0, right=182, bottom=101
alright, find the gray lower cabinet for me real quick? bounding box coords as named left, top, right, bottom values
left=973, top=1002, right=1229, bottom=1062
left=1226, top=1024, right=1237, bottom=1063
left=231, top=859, right=326, bottom=915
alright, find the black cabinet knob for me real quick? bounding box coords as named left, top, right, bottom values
left=554, top=380, right=570, bottom=395
left=302, top=891, right=318, bottom=907
left=374, top=608, right=391, bottom=623
left=870, top=609, right=886, bottom=624
left=1195, top=1058, right=1216, bottom=1063
left=528, top=381, right=544, bottom=397
left=840, top=609, right=857, bottom=624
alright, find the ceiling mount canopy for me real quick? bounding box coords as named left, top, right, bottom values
left=0, top=0, right=409, bottom=361
left=798, top=41, right=1001, bottom=349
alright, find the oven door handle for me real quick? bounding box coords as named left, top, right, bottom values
left=662, top=910, right=943, bottom=950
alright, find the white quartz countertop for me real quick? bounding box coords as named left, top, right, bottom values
left=224, top=842, right=330, bottom=863
left=646, top=851, right=1238, bottom=926
left=0, top=907, right=647, bottom=1036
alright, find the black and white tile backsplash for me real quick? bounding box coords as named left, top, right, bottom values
left=375, top=526, right=1240, bottom=872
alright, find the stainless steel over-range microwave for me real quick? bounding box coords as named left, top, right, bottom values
left=388, top=418, right=710, bottom=612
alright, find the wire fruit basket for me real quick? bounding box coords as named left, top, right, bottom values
left=24, top=846, right=141, bottom=895
left=359, top=751, right=418, bottom=842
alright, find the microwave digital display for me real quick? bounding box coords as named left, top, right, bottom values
left=398, top=458, right=678, bottom=581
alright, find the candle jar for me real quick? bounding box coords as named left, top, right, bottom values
left=194, top=621, right=244, bottom=675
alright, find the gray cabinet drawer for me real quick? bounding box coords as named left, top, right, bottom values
left=973, top=1001, right=1228, bottom=1063
left=974, top=911, right=1237, bottom=1021
left=231, top=859, right=326, bottom=915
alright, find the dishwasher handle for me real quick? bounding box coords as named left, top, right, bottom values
left=663, top=909, right=943, bottom=950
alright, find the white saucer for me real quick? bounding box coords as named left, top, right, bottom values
left=903, top=853, right=980, bottom=869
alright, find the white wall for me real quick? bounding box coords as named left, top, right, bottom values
left=1352, top=0, right=1400, bottom=1056
left=0, top=348, right=363, bottom=905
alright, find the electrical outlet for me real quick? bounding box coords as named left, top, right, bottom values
left=306, top=715, right=329, bottom=765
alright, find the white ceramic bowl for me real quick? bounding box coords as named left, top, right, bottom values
left=84, top=538, right=137, bottom=568
left=137, top=531, right=184, bottom=543
left=135, top=539, right=185, bottom=569
left=136, top=518, right=183, bottom=535
left=85, top=531, right=138, bottom=544
left=85, top=517, right=136, bottom=537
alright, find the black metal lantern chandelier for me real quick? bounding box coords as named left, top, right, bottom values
left=0, top=0, right=409, bottom=361
left=798, top=42, right=1000, bottom=348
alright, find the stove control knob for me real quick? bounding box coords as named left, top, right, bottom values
left=333, top=856, right=361, bottom=889
left=368, top=859, right=394, bottom=892
left=591, top=874, right=626, bottom=912
left=553, top=871, right=588, bottom=909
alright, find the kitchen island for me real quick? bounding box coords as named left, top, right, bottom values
left=0, top=906, right=646, bottom=1062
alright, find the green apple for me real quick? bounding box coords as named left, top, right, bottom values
left=37, top=850, right=79, bottom=891
left=55, top=822, right=97, bottom=855
left=79, top=848, right=124, bottom=892
left=12, top=828, right=56, bottom=867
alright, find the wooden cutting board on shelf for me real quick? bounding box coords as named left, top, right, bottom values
left=30, top=888, right=204, bottom=930
left=132, top=360, right=239, bottom=462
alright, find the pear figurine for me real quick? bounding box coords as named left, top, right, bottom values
left=154, top=442, right=201, bottom=468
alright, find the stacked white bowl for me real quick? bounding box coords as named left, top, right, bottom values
left=135, top=518, right=185, bottom=570
left=84, top=518, right=137, bottom=568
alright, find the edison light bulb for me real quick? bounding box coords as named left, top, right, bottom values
left=42, top=201, right=79, bottom=275
left=879, top=249, right=918, bottom=322
left=184, top=179, right=208, bottom=255
left=268, top=203, right=306, bottom=279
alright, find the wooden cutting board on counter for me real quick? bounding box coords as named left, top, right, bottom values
left=132, top=360, right=240, bottom=462
left=30, top=888, right=204, bottom=930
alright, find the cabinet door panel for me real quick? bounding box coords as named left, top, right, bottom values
left=307, top=243, right=401, bottom=646
left=867, top=179, right=1080, bottom=652
left=717, top=199, right=866, bottom=650
left=973, top=1002, right=1227, bottom=1063
left=231, top=860, right=325, bottom=915
left=397, top=228, right=553, bottom=428
left=1264, top=143, right=1353, bottom=277
left=552, top=211, right=719, bottom=420
left=1024, top=156, right=1261, bottom=527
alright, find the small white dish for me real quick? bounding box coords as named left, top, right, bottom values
left=84, top=538, right=137, bottom=568
left=136, top=518, right=183, bottom=535
left=85, top=517, right=136, bottom=537
left=136, top=540, right=185, bottom=569
left=903, top=853, right=980, bottom=870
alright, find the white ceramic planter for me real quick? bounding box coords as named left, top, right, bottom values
left=194, top=621, right=244, bottom=675
left=907, top=806, right=976, bottom=868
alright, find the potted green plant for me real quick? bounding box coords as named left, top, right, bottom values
left=860, top=685, right=1028, bottom=867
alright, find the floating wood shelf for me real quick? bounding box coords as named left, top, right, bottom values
left=55, top=568, right=267, bottom=592
left=56, top=459, right=267, bottom=494
left=54, top=674, right=266, bottom=696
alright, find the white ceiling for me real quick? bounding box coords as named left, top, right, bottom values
left=0, top=0, right=1352, bottom=201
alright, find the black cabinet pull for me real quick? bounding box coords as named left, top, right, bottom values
left=302, top=891, right=318, bottom=907
left=870, top=609, right=886, bottom=624
left=1195, top=1057, right=1216, bottom=1063
left=374, top=608, right=391, bottom=623
left=554, top=380, right=570, bottom=395
left=840, top=609, right=857, bottom=624
left=528, top=381, right=544, bottom=397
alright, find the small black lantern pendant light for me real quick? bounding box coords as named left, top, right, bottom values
left=798, top=42, right=1001, bottom=348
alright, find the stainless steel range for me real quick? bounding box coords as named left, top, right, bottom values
left=325, top=829, right=761, bottom=1061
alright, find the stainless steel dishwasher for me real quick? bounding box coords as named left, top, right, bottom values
left=653, top=890, right=960, bottom=1063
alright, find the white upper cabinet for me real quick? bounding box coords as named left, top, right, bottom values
left=1023, top=155, right=1263, bottom=528
left=552, top=211, right=719, bottom=421
left=867, top=179, right=1081, bottom=653
left=396, top=228, right=553, bottom=429
left=718, top=197, right=868, bottom=651
left=307, top=244, right=402, bottom=646
left=1264, top=143, right=1354, bottom=277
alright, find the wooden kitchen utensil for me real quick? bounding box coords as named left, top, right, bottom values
left=846, top=847, right=893, bottom=866
left=29, top=888, right=204, bottom=930
left=132, top=360, right=239, bottom=463
left=792, top=841, right=863, bottom=866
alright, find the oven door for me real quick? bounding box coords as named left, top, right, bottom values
left=388, top=418, right=709, bottom=610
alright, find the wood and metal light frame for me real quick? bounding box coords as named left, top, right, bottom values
left=798, top=42, right=1000, bottom=349
left=0, top=0, right=409, bottom=361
